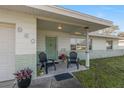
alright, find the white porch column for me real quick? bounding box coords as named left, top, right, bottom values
left=84, top=27, right=90, bottom=68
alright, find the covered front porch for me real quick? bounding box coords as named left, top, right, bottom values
left=36, top=18, right=90, bottom=77
left=36, top=6, right=112, bottom=77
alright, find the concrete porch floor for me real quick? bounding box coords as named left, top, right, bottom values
left=38, top=61, right=87, bottom=78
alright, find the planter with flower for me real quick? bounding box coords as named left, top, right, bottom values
left=59, top=53, right=67, bottom=63
left=14, top=68, right=33, bottom=88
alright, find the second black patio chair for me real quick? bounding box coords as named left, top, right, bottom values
left=39, top=52, right=56, bottom=74
left=67, top=51, right=79, bottom=69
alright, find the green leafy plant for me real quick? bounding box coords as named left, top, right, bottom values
left=37, top=68, right=44, bottom=76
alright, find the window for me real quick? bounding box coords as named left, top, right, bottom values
left=70, top=38, right=92, bottom=51
left=70, top=38, right=77, bottom=50
left=70, top=38, right=85, bottom=51
left=89, top=39, right=92, bottom=50
left=118, top=40, right=124, bottom=46
left=106, top=40, right=113, bottom=50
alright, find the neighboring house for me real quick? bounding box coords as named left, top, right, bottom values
left=0, top=5, right=117, bottom=82
left=117, top=32, right=124, bottom=49
left=118, top=32, right=124, bottom=37
left=88, top=33, right=124, bottom=59
left=118, top=40, right=124, bottom=49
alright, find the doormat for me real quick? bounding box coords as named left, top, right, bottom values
left=54, top=73, right=73, bottom=81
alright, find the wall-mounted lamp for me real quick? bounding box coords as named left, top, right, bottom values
left=84, top=26, right=89, bottom=30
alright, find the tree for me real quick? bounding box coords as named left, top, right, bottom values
left=90, top=25, right=119, bottom=35
left=118, top=32, right=124, bottom=37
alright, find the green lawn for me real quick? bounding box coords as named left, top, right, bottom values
left=73, top=56, right=124, bottom=88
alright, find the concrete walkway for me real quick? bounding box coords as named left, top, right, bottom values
left=30, top=74, right=82, bottom=88
left=0, top=62, right=85, bottom=88
left=0, top=73, right=82, bottom=88
left=0, top=80, right=15, bottom=88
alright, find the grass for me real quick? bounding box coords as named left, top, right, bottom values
left=73, top=56, right=124, bottom=88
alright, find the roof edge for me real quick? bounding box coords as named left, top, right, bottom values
left=53, top=5, right=113, bottom=24
left=27, top=5, right=113, bottom=26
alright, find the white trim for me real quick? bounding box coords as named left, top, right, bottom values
left=85, top=31, right=90, bottom=67
left=89, top=34, right=123, bottom=40
left=0, top=5, right=113, bottom=27
left=29, top=5, right=113, bottom=26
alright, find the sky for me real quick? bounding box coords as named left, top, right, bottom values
left=61, top=5, right=124, bottom=32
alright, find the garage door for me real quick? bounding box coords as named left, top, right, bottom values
left=0, top=23, right=15, bottom=82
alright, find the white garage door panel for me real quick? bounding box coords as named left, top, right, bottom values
left=0, top=24, right=15, bottom=82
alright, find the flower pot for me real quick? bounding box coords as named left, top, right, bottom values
left=17, top=77, right=31, bottom=88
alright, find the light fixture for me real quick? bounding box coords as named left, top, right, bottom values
left=74, top=32, right=81, bottom=35
left=84, top=26, right=89, bottom=30
left=58, top=24, right=62, bottom=30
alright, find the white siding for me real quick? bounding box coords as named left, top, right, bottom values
left=37, top=30, right=124, bottom=60
left=118, top=46, right=124, bottom=49
left=0, top=24, right=15, bottom=81
left=113, top=40, right=119, bottom=50
left=78, top=50, right=124, bottom=60
left=92, top=37, right=119, bottom=50
left=37, top=30, right=84, bottom=55
left=0, top=9, right=37, bottom=79
left=92, top=37, right=106, bottom=50
left=0, top=9, right=37, bottom=55
left=37, top=30, right=121, bottom=53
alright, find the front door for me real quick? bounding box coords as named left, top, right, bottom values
left=46, top=37, right=57, bottom=60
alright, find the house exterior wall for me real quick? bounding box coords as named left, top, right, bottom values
left=37, top=30, right=124, bottom=61
left=37, top=30, right=83, bottom=55
left=91, top=37, right=119, bottom=50
left=78, top=49, right=124, bottom=60
left=80, top=37, right=123, bottom=60
left=87, top=49, right=124, bottom=59
left=0, top=9, right=37, bottom=79
left=113, top=40, right=119, bottom=49
left=118, top=40, right=124, bottom=49
left=118, top=46, right=124, bottom=49
left=92, top=37, right=106, bottom=50
left=37, top=30, right=120, bottom=53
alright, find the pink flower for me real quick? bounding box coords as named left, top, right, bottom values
left=14, top=68, right=32, bottom=81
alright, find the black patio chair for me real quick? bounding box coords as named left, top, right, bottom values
left=67, top=51, right=79, bottom=69
left=39, top=52, right=56, bottom=74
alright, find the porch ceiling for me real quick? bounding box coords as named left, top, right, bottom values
left=0, top=5, right=113, bottom=32
left=37, top=19, right=88, bottom=34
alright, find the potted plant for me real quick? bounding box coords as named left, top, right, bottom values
left=14, top=68, right=33, bottom=88
left=37, top=67, right=44, bottom=76
left=59, top=53, right=67, bottom=63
